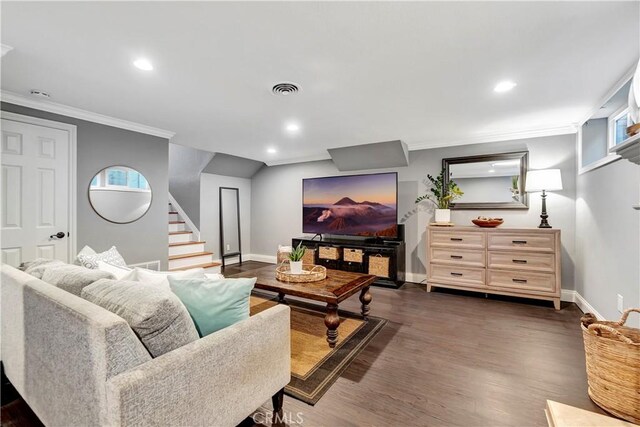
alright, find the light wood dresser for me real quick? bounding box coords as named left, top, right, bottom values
left=427, top=226, right=562, bottom=309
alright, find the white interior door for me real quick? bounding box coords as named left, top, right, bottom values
left=1, top=116, right=74, bottom=266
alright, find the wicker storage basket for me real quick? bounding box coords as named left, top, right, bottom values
left=319, top=246, right=341, bottom=260
left=344, top=248, right=363, bottom=263
left=302, top=248, right=316, bottom=266
left=276, top=245, right=292, bottom=264
left=368, top=254, right=390, bottom=277
left=581, top=308, right=640, bottom=424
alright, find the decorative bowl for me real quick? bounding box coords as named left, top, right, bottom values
left=472, top=218, right=504, bottom=228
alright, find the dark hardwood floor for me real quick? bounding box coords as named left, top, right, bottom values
left=2, top=261, right=601, bottom=427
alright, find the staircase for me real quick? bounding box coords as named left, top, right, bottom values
left=168, top=203, right=221, bottom=272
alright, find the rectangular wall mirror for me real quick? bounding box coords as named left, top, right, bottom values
left=219, top=187, right=242, bottom=267
left=443, top=151, right=529, bottom=210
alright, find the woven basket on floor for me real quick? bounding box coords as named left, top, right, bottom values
left=581, top=308, right=640, bottom=424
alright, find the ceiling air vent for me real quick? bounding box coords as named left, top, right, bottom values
left=272, top=82, right=299, bottom=96
left=29, top=89, right=51, bottom=99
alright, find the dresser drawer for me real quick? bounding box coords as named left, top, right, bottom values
left=430, top=247, right=485, bottom=268
left=488, top=233, right=555, bottom=253
left=429, top=265, right=485, bottom=288
left=487, top=251, right=555, bottom=273
left=487, top=269, right=556, bottom=294
left=430, top=231, right=485, bottom=249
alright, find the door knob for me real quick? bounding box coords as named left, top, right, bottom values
left=50, top=232, right=66, bottom=239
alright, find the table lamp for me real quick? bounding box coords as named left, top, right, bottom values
left=525, top=169, right=563, bottom=228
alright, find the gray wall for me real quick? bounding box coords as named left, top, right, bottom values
left=2, top=103, right=170, bottom=269
left=168, top=143, right=214, bottom=228
left=200, top=173, right=251, bottom=263
left=581, top=118, right=608, bottom=167
left=251, top=134, right=577, bottom=289
left=576, top=158, right=640, bottom=325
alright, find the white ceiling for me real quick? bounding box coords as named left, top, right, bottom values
left=2, top=1, right=639, bottom=165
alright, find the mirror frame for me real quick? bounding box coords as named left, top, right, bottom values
left=443, top=151, right=529, bottom=210
left=219, top=187, right=242, bottom=268
left=88, top=165, right=153, bottom=224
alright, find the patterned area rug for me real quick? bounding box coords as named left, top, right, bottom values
left=250, top=294, right=387, bottom=405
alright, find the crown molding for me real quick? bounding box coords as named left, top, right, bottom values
left=1, top=44, right=14, bottom=57
left=264, top=152, right=332, bottom=166
left=406, top=124, right=578, bottom=152
left=1, top=90, right=176, bottom=139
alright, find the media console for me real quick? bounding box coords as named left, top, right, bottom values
left=292, top=235, right=405, bottom=289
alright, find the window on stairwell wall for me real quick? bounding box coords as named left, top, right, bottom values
left=578, top=77, right=632, bottom=174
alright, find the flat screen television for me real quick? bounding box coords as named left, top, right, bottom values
left=302, top=172, right=398, bottom=238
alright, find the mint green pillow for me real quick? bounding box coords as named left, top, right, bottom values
left=167, top=276, right=256, bottom=337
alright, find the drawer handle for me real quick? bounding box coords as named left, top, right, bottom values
left=512, top=278, right=528, bottom=284
left=450, top=237, right=463, bottom=241
left=512, top=240, right=528, bottom=244
left=450, top=255, right=463, bottom=259
left=512, top=259, right=528, bottom=264
left=450, top=272, right=463, bottom=277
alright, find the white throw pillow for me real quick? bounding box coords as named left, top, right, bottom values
left=97, top=261, right=133, bottom=280
left=78, top=246, right=127, bottom=269
left=205, top=273, right=225, bottom=280
left=135, top=267, right=206, bottom=290
left=73, top=245, right=96, bottom=265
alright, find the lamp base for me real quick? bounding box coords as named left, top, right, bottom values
left=538, top=190, right=553, bottom=229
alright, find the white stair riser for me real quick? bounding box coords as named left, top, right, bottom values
left=169, top=243, right=205, bottom=257
left=169, top=223, right=185, bottom=232
left=169, top=233, right=192, bottom=244
left=169, top=254, right=213, bottom=270
left=168, top=213, right=179, bottom=222
left=204, top=265, right=222, bottom=274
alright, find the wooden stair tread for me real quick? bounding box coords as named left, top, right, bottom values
left=169, top=231, right=192, bottom=235
left=168, top=251, right=213, bottom=260
left=169, top=262, right=221, bottom=271
left=169, top=241, right=206, bottom=247
left=169, top=221, right=185, bottom=224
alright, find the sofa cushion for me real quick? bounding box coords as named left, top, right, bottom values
left=77, top=246, right=126, bottom=269
left=134, top=267, right=205, bottom=290
left=168, top=276, right=255, bottom=337
left=41, top=264, right=115, bottom=296
left=81, top=279, right=200, bottom=357
left=20, top=258, right=66, bottom=279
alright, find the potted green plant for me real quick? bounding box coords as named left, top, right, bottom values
left=415, top=168, right=464, bottom=223
left=288, top=242, right=306, bottom=274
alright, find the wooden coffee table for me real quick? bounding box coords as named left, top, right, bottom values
left=229, top=265, right=376, bottom=348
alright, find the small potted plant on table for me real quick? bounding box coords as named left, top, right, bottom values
left=416, top=168, right=463, bottom=224
left=288, top=242, right=306, bottom=274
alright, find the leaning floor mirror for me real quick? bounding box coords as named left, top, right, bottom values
left=443, top=151, right=529, bottom=209
left=219, top=187, right=242, bottom=268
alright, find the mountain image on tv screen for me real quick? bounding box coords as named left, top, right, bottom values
left=302, top=172, right=398, bottom=237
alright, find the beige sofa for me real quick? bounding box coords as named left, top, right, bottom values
left=1, top=265, right=291, bottom=426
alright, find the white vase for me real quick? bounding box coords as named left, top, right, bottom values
left=290, top=260, right=303, bottom=274
left=435, top=208, right=451, bottom=224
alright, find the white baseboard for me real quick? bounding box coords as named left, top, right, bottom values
left=246, top=254, right=277, bottom=264
left=405, top=273, right=427, bottom=284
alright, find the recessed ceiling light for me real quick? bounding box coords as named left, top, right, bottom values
left=488, top=169, right=496, bottom=173
left=133, top=58, right=153, bottom=71
left=494, top=81, right=517, bottom=93
left=285, top=123, right=300, bottom=133
left=267, top=147, right=277, bottom=154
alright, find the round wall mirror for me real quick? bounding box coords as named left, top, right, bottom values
left=88, top=165, right=152, bottom=224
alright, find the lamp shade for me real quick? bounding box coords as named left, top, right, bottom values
left=525, top=169, right=563, bottom=192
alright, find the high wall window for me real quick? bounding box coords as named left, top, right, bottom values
left=578, top=78, right=632, bottom=174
